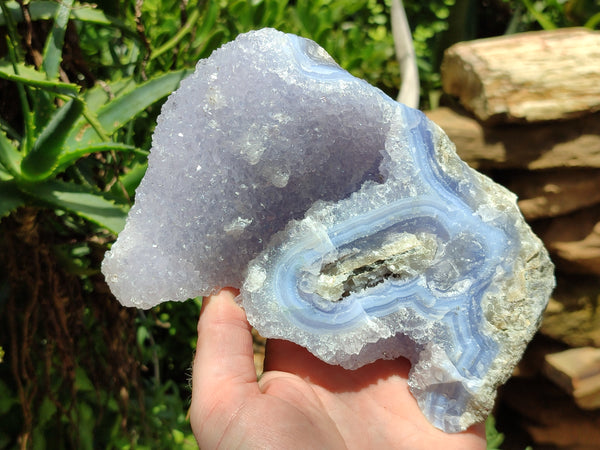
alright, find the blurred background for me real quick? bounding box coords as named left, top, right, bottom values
left=0, top=0, right=598, bottom=448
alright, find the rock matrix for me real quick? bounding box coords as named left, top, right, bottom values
left=102, top=29, right=555, bottom=433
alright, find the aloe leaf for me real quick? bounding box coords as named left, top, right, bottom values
left=21, top=99, right=84, bottom=181
left=0, top=128, right=22, bottom=178
left=65, top=69, right=191, bottom=149
left=111, top=161, right=147, bottom=200
left=62, top=142, right=141, bottom=161
left=0, top=114, right=20, bottom=140
left=81, top=78, right=137, bottom=114
left=0, top=2, right=36, bottom=153
left=0, top=180, right=26, bottom=219
left=94, top=70, right=191, bottom=134
left=42, top=0, right=74, bottom=80
left=38, top=0, right=75, bottom=132
left=20, top=180, right=128, bottom=233
left=0, top=58, right=79, bottom=97
left=53, top=142, right=141, bottom=176
left=0, top=165, right=12, bottom=181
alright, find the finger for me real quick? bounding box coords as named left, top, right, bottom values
left=190, top=288, right=259, bottom=424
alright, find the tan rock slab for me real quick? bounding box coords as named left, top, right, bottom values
left=541, top=276, right=600, bottom=348
left=544, top=347, right=600, bottom=410
left=500, top=169, right=600, bottom=220
left=552, top=221, right=600, bottom=275
left=425, top=107, right=600, bottom=170
left=500, top=376, right=600, bottom=448
left=442, top=28, right=600, bottom=123
left=534, top=206, right=600, bottom=276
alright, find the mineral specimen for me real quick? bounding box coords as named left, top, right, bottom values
left=101, top=28, right=555, bottom=432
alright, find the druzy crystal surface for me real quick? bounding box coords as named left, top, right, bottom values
left=102, top=29, right=555, bottom=432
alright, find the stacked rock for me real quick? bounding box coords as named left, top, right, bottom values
left=437, top=28, right=600, bottom=447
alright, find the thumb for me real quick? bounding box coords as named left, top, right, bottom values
left=190, top=288, right=259, bottom=437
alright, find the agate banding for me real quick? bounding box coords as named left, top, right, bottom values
left=102, top=29, right=555, bottom=432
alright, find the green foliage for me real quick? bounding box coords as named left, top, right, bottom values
left=0, top=0, right=195, bottom=447
left=132, top=0, right=403, bottom=97
left=504, top=0, right=600, bottom=32
left=404, top=0, right=458, bottom=106
left=0, top=10, right=190, bottom=230
left=486, top=415, right=505, bottom=450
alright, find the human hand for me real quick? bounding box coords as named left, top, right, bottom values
left=190, top=288, right=486, bottom=449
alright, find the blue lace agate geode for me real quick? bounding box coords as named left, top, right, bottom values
left=102, top=28, right=555, bottom=433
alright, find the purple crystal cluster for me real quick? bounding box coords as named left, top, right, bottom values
left=102, top=29, right=555, bottom=432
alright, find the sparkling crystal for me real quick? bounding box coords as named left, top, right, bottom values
left=102, top=29, right=555, bottom=433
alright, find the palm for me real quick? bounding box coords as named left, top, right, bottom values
left=191, top=289, right=486, bottom=449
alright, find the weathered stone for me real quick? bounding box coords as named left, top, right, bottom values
left=553, top=222, right=600, bottom=276
left=425, top=107, right=600, bottom=170
left=499, top=169, right=600, bottom=220
left=541, top=276, right=600, bottom=348
left=442, top=28, right=600, bottom=123
left=544, top=347, right=600, bottom=410
left=500, top=376, right=600, bottom=448
left=535, top=207, right=600, bottom=276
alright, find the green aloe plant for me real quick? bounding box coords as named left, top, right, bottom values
left=0, top=0, right=190, bottom=234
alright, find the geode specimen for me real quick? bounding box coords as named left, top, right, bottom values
left=102, top=29, right=555, bottom=432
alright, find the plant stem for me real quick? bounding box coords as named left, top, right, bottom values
left=151, top=7, right=201, bottom=61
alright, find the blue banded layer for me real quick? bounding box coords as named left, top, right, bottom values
left=244, top=101, right=519, bottom=431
